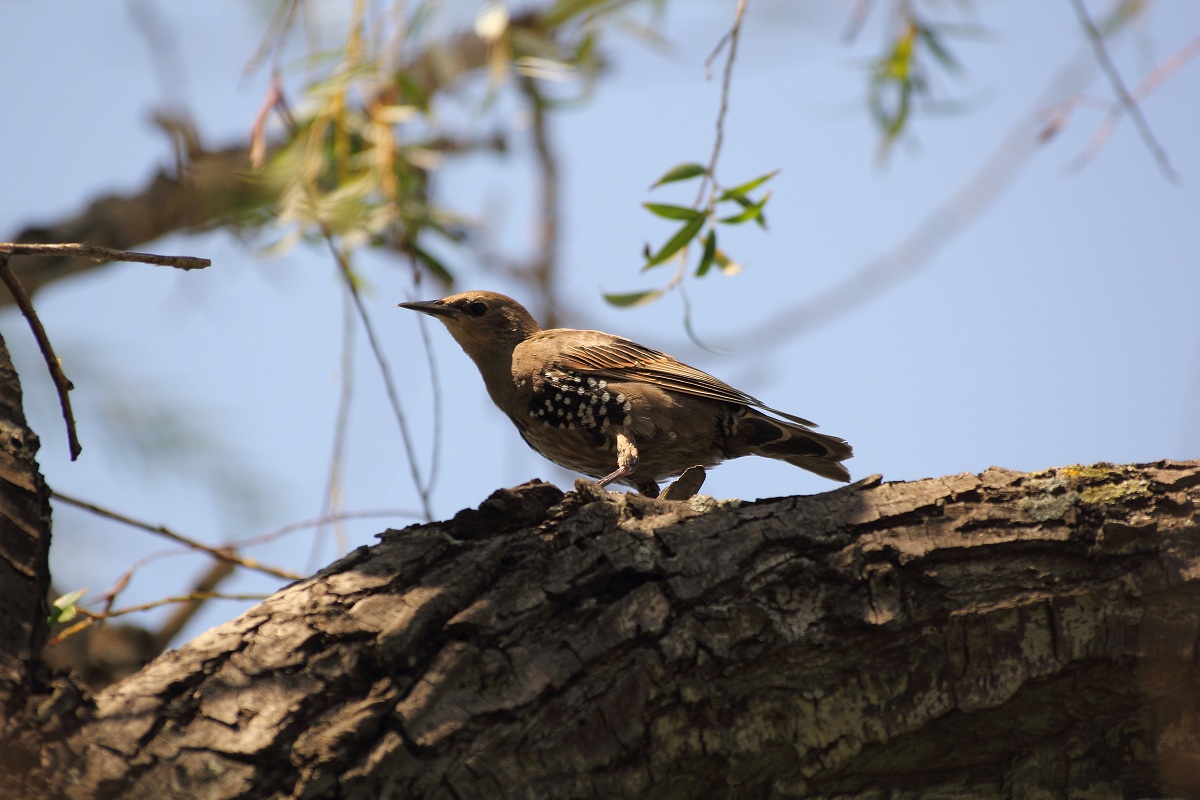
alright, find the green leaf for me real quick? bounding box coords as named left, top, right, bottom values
left=735, top=195, right=769, bottom=230
left=48, top=588, right=87, bottom=626
left=917, top=25, right=962, bottom=74
left=651, top=162, right=708, bottom=188
left=728, top=195, right=769, bottom=228
left=410, top=242, right=454, bottom=286
left=695, top=229, right=717, bottom=277
left=644, top=214, right=706, bottom=268
left=717, top=170, right=779, bottom=202
left=717, top=192, right=770, bottom=226
left=604, top=289, right=665, bottom=307
left=642, top=203, right=703, bottom=221
left=714, top=248, right=742, bottom=276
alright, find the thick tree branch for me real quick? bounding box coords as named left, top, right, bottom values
left=11, top=459, right=1199, bottom=799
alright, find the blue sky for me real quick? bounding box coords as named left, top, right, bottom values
left=3, top=1, right=1198, bottom=643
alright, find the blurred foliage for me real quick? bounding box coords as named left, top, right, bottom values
left=235, top=0, right=1003, bottom=298
left=242, top=0, right=667, bottom=287
left=863, top=2, right=988, bottom=160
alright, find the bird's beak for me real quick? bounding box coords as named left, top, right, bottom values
left=397, top=299, right=457, bottom=319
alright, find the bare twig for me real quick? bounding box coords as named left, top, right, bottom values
left=243, top=0, right=302, bottom=79
left=0, top=254, right=82, bottom=460
left=106, top=591, right=270, bottom=616
left=698, top=0, right=748, bottom=211
left=409, top=257, right=445, bottom=501
left=51, top=490, right=302, bottom=581
left=1067, top=0, right=1178, bottom=181
left=517, top=74, right=562, bottom=327
left=96, top=592, right=270, bottom=617
left=665, top=0, right=748, bottom=350
left=48, top=589, right=271, bottom=646
left=0, top=242, right=210, bottom=270
left=127, top=0, right=189, bottom=107
left=230, top=507, right=424, bottom=550
left=1071, top=33, right=1200, bottom=172
left=316, top=288, right=357, bottom=570
left=46, top=587, right=270, bottom=652
left=153, top=560, right=236, bottom=648
left=323, top=235, right=434, bottom=521
left=842, top=0, right=877, bottom=43
left=231, top=506, right=424, bottom=551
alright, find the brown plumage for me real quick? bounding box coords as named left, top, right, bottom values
left=399, top=291, right=852, bottom=496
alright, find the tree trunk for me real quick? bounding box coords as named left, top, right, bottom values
left=0, top=329, right=62, bottom=794
left=6, top=454, right=1198, bottom=799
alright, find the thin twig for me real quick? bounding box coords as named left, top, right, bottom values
left=315, top=287, right=357, bottom=571
left=0, top=255, right=82, bottom=460
left=127, top=0, right=188, bottom=106
left=842, top=0, right=876, bottom=43
left=1067, top=0, right=1178, bottom=181
left=1071, top=33, right=1200, bottom=172
left=409, top=256, right=444, bottom=501
left=517, top=74, right=562, bottom=328
left=697, top=0, right=748, bottom=211
left=0, top=242, right=210, bottom=270
left=665, top=0, right=748, bottom=348
left=98, top=544, right=220, bottom=619
left=51, top=490, right=302, bottom=581
left=323, top=235, right=434, bottom=521
left=92, top=592, right=268, bottom=620
left=99, top=592, right=270, bottom=618
left=153, top=559, right=236, bottom=648
left=230, top=507, right=424, bottom=550
left=48, top=590, right=272, bottom=646
left=243, top=0, right=302, bottom=79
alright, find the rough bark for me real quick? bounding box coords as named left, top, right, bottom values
left=0, top=330, right=53, bottom=683
left=14, top=459, right=1200, bottom=799
left=0, top=329, right=63, bottom=791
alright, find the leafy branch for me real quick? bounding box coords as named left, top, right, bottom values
left=604, top=163, right=776, bottom=308
left=604, top=0, right=764, bottom=312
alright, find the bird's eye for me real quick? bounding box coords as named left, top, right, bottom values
left=466, top=300, right=487, bottom=317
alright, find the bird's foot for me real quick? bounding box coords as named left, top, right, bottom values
left=598, top=432, right=641, bottom=491
left=657, top=466, right=706, bottom=501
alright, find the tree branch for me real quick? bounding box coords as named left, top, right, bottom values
left=18, top=459, right=1200, bottom=799
left=0, top=254, right=82, bottom=460
left=51, top=490, right=301, bottom=581
left=0, top=242, right=209, bottom=270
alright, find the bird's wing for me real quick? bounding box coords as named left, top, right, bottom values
left=552, top=337, right=818, bottom=428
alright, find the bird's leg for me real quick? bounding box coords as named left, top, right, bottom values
left=597, top=431, right=640, bottom=490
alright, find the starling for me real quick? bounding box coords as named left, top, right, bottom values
left=399, top=291, right=852, bottom=496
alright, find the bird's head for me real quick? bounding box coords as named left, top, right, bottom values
left=398, top=291, right=542, bottom=365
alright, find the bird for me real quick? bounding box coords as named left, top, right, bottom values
left=398, top=291, right=852, bottom=497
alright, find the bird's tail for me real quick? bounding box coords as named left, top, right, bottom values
left=732, top=410, right=853, bottom=483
